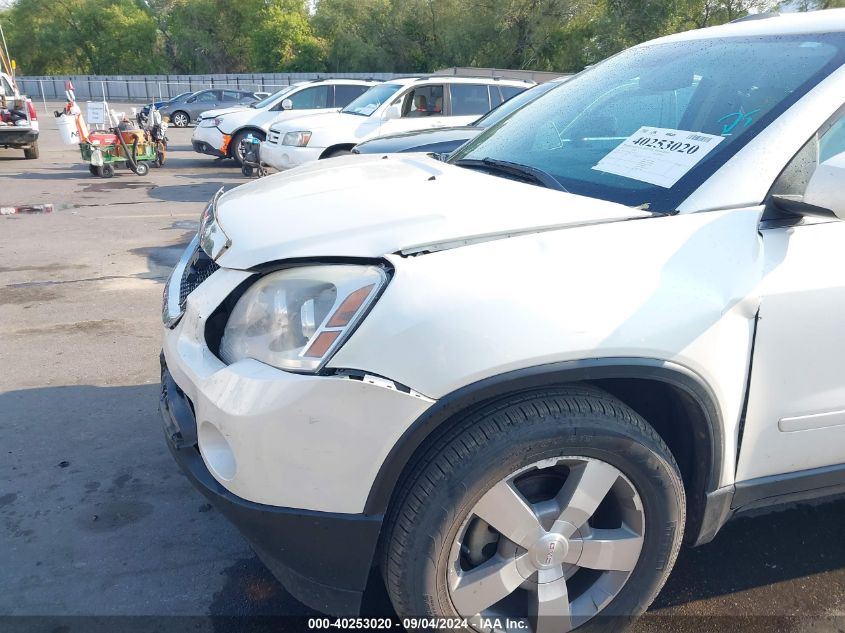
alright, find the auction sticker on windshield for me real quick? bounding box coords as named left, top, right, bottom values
left=592, top=127, right=724, bottom=188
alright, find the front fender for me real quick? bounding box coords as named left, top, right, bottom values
left=331, top=207, right=765, bottom=487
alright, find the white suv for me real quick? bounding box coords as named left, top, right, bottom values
left=191, top=79, right=376, bottom=164
left=259, top=76, right=532, bottom=169
left=161, top=10, right=845, bottom=631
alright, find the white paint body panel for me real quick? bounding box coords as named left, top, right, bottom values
left=162, top=267, right=433, bottom=513
left=214, top=154, right=650, bottom=269
left=736, top=220, right=845, bottom=480
left=331, top=207, right=764, bottom=487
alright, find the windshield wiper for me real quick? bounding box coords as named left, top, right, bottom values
left=454, top=157, right=568, bottom=192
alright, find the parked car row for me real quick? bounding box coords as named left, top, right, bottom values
left=188, top=75, right=536, bottom=167
left=161, top=9, right=845, bottom=633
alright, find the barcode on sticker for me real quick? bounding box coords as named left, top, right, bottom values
left=688, top=134, right=715, bottom=142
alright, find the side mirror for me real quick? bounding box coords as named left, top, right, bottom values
left=383, top=104, right=402, bottom=120
left=804, top=151, right=845, bottom=220
left=281, top=98, right=293, bottom=111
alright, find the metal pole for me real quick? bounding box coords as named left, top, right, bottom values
left=39, top=79, right=47, bottom=114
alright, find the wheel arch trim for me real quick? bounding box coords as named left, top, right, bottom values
left=228, top=127, right=267, bottom=155
left=319, top=143, right=357, bottom=159
left=363, top=357, right=725, bottom=516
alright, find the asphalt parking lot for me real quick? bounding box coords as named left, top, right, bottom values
left=1, top=107, right=844, bottom=633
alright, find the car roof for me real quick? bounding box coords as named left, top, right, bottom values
left=650, top=8, right=845, bottom=46
left=384, top=76, right=534, bottom=87
left=322, top=79, right=379, bottom=85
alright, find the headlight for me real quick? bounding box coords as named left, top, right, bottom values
left=282, top=131, right=312, bottom=147
left=219, top=265, right=387, bottom=373
left=212, top=117, right=223, bottom=126
left=198, top=188, right=230, bottom=261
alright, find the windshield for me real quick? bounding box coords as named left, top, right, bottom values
left=473, top=80, right=564, bottom=129
left=452, top=34, right=845, bottom=212
left=342, top=83, right=402, bottom=116
left=254, top=84, right=300, bottom=109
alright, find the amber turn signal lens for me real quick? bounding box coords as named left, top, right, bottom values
left=303, top=330, right=341, bottom=358
left=327, top=284, right=375, bottom=327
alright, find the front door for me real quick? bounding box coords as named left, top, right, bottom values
left=737, top=109, right=845, bottom=482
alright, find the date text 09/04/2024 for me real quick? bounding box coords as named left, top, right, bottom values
left=307, top=618, right=529, bottom=630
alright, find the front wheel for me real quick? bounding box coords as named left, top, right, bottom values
left=134, top=162, right=149, bottom=176
left=231, top=130, right=264, bottom=166
left=171, top=111, right=189, bottom=128
left=382, top=387, right=685, bottom=633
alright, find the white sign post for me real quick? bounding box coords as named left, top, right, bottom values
left=87, top=101, right=108, bottom=127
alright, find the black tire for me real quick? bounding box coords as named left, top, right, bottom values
left=231, top=130, right=264, bottom=166
left=89, top=164, right=98, bottom=176
left=242, top=165, right=254, bottom=177
left=324, top=148, right=352, bottom=159
left=382, top=386, right=685, bottom=632
left=171, top=111, right=189, bottom=128
left=97, top=164, right=115, bottom=178
left=24, top=142, right=39, bottom=160
left=134, top=162, right=149, bottom=176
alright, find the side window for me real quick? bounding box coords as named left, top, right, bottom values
left=500, top=86, right=524, bottom=102
left=287, top=86, right=330, bottom=110
left=334, top=85, right=369, bottom=107
left=450, top=84, right=492, bottom=116
left=770, top=109, right=845, bottom=198
left=489, top=86, right=504, bottom=107
left=222, top=90, right=241, bottom=101
left=820, top=115, right=845, bottom=163
left=194, top=91, right=218, bottom=103
left=401, top=85, right=444, bottom=118
left=0, top=75, right=12, bottom=97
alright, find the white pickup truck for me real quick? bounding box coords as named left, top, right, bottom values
left=0, top=72, right=39, bottom=159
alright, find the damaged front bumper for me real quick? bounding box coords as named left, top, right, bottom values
left=159, top=358, right=383, bottom=615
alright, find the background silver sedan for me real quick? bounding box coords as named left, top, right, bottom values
left=158, top=89, right=260, bottom=127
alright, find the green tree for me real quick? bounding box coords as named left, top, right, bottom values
left=252, top=0, right=326, bottom=71
left=4, top=0, right=164, bottom=74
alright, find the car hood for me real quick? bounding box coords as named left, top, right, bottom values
left=199, top=106, right=251, bottom=119
left=356, top=126, right=479, bottom=154
left=269, top=110, right=362, bottom=133
left=215, top=154, right=652, bottom=270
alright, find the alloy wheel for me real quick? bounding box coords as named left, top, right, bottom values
left=447, top=456, right=645, bottom=633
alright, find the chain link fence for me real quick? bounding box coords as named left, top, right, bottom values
left=15, top=72, right=413, bottom=103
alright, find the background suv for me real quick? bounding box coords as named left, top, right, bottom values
left=191, top=79, right=376, bottom=165
left=260, top=76, right=532, bottom=169
left=354, top=76, right=570, bottom=156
